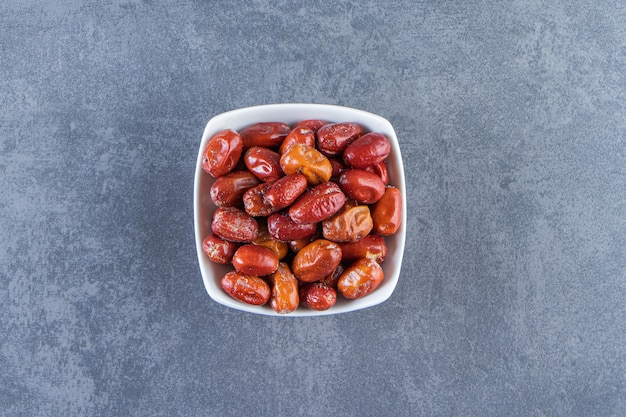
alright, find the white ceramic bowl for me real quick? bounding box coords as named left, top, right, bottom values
left=194, top=103, right=406, bottom=316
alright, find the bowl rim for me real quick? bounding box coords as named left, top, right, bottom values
left=194, top=103, right=407, bottom=316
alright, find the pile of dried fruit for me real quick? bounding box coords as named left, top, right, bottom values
left=201, top=120, right=402, bottom=313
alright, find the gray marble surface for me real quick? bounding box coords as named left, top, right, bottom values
left=1, top=1, right=625, bottom=416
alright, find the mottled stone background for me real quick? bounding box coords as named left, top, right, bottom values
left=1, top=1, right=625, bottom=416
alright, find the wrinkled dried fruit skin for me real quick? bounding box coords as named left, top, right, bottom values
left=294, top=119, right=330, bottom=132
left=202, top=129, right=243, bottom=178
left=292, top=239, right=342, bottom=283
left=363, top=160, right=389, bottom=185
left=212, top=207, right=259, bottom=242
left=239, top=122, right=291, bottom=149
left=243, top=182, right=275, bottom=217
left=322, top=205, right=373, bottom=243
left=338, top=169, right=386, bottom=204
left=316, top=122, right=363, bottom=157
left=244, top=146, right=284, bottom=182
left=265, top=173, right=308, bottom=211
left=279, top=127, right=316, bottom=155
left=299, top=283, right=337, bottom=310
left=337, top=258, right=384, bottom=299
left=202, top=233, right=240, bottom=264
left=339, top=233, right=387, bottom=263
left=280, top=144, right=332, bottom=185
left=221, top=270, right=271, bottom=305
left=267, top=212, right=318, bottom=242
left=288, top=182, right=346, bottom=224
left=343, top=132, right=391, bottom=169
left=372, top=186, right=403, bottom=236
left=269, top=262, right=299, bottom=314
left=210, top=170, right=260, bottom=207
left=232, top=244, right=279, bottom=276
left=252, top=224, right=289, bottom=260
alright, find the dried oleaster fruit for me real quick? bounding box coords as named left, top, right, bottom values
left=337, top=258, right=384, bottom=299
left=371, top=186, right=403, bottom=236
left=292, top=239, right=342, bottom=283
left=322, top=205, right=373, bottom=243
left=202, top=129, right=243, bottom=178
left=269, top=262, right=299, bottom=314
left=299, top=282, right=337, bottom=311
left=288, top=182, right=346, bottom=224
left=212, top=207, right=259, bottom=242
left=232, top=244, right=279, bottom=276
left=221, top=271, right=271, bottom=305
left=280, top=144, right=332, bottom=186
left=343, top=132, right=390, bottom=169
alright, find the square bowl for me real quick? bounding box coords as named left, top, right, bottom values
left=194, top=103, right=406, bottom=316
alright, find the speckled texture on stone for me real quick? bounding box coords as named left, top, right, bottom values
left=1, top=1, right=625, bottom=416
